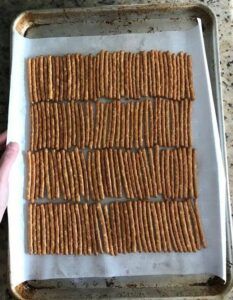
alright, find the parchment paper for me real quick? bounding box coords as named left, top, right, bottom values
left=7, top=19, right=226, bottom=288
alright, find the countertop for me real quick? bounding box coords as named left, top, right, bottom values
left=0, top=0, right=232, bottom=299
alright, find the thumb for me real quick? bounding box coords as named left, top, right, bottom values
left=0, top=142, right=19, bottom=182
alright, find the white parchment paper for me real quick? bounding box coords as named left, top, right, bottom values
left=7, top=19, right=226, bottom=288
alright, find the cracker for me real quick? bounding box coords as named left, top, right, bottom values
left=129, top=102, right=134, bottom=148
left=88, top=204, right=97, bottom=255
left=45, top=204, right=50, bottom=254
left=52, top=150, right=60, bottom=199
left=118, top=150, right=130, bottom=198
left=71, top=204, right=78, bottom=254
left=144, top=100, right=149, bottom=147
left=155, top=202, right=167, bottom=251
left=75, top=149, right=85, bottom=197
left=83, top=103, right=90, bottom=147
left=110, top=101, right=117, bottom=148
left=136, top=53, right=140, bottom=98
left=146, top=201, right=156, bottom=252
left=137, top=201, right=148, bottom=252
left=108, top=149, right=118, bottom=198
left=103, top=205, right=114, bottom=255
left=178, top=201, right=192, bottom=252
left=83, top=203, right=92, bottom=255
left=53, top=204, right=60, bottom=254
left=97, top=203, right=109, bottom=253
left=148, top=148, right=157, bottom=196
left=194, top=199, right=207, bottom=248
left=131, top=152, right=143, bottom=199
left=183, top=201, right=196, bottom=252
left=61, top=150, right=71, bottom=200
left=187, top=55, right=195, bottom=100
left=93, top=204, right=104, bottom=254
left=182, top=148, right=188, bottom=198
left=184, top=53, right=191, bottom=99
left=127, top=201, right=137, bottom=252
left=124, top=52, right=129, bottom=98
left=28, top=204, right=33, bottom=254
left=66, top=151, right=75, bottom=200
left=66, top=103, right=72, bottom=148
left=138, top=101, right=144, bottom=147
left=169, top=201, right=183, bottom=251
left=154, top=145, right=162, bottom=194
left=84, top=55, right=89, bottom=100
left=123, top=202, right=131, bottom=253
left=134, top=102, right=139, bottom=148
left=89, top=103, right=94, bottom=149
left=167, top=52, right=173, bottom=99
left=119, top=202, right=127, bottom=254
left=95, top=150, right=105, bottom=200
left=179, top=52, right=185, bottom=99
left=187, top=199, right=201, bottom=250
left=109, top=203, right=118, bottom=255
left=123, top=151, right=134, bottom=199
left=36, top=205, right=42, bottom=254
left=163, top=52, right=169, bottom=98
left=120, top=51, right=125, bottom=97
left=80, top=151, right=90, bottom=200
left=79, top=204, right=87, bottom=255
left=120, top=103, right=126, bottom=148
left=141, top=149, right=153, bottom=196
left=57, top=151, right=66, bottom=200
left=114, top=202, right=123, bottom=253
left=91, top=151, right=100, bottom=201
left=113, top=150, right=122, bottom=198
left=115, top=101, right=121, bottom=148
left=148, top=100, right=154, bottom=147
left=125, top=103, right=130, bottom=149
left=28, top=58, right=33, bottom=102
left=132, top=201, right=142, bottom=252
left=75, top=204, right=83, bottom=255
left=48, top=203, right=55, bottom=254
left=79, top=104, right=86, bottom=149
left=165, top=201, right=178, bottom=252
left=151, top=202, right=162, bottom=252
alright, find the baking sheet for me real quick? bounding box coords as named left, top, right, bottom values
left=7, top=18, right=226, bottom=288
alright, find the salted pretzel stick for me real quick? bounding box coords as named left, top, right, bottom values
left=155, top=51, right=161, bottom=96
left=95, top=150, right=105, bottom=200
left=160, top=150, right=166, bottom=198
left=61, top=103, right=68, bottom=149
left=108, top=149, right=117, bottom=198
left=52, top=150, right=60, bottom=199
left=92, top=204, right=103, bottom=254
left=193, top=199, right=207, bottom=248
left=178, top=201, right=192, bottom=251
left=119, top=202, right=127, bottom=253
left=75, top=149, right=85, bottom=197
left=66, top=103, right=72, bottom=148
left=114, top=202, right=123, bottom=253
left=142, top=51, right=148, bottom=96
left=187, top=199, right=201, bottom=250
left=43, top=149, right=51, bottom=199
left=138, top=101, right=144, bottom=147
left=127, top=201, right=136, bottom=252
left=100, top=150, right=108, bottom=197
left=123, top=202, right=131, bottom=253
left=161, top=202, right=172, bottom=251
left=85, top=103, right=90, bottom=147
left=118, top=150, right=130, bottom=198
left=120, top=103, right=126, bottom=148
left=48, top=203, right=55, bottom=254
left=113, top=52, right=117, bottom=99
left=131, top=152, right=143, bottom=199
left=123, top=151, right=134, bottom=199
left=58, top=56, right=63, bottom=101
left=179, top=52, right=185, bottom=99
left=146, top=201, right=156, bottom=252
left=37, top=103, right=43, bottom=149
left=148, top=148, right=157, bottom=196
left=28, top=204, right=33, bottom=254
left=97, top=102, right=104, bottom=149
left=103, top=205, right=114, bottom=255
left=41, top=204, right=47, bottom=255
left=127, top=150, right=137, bottom=198
left=27, top=152, right=32, bottom=200
left=132, top=53, right=137, bottom=99
left=142, top=149, right=153, bottom=196
left=36, top=57, right=42, bottom=101
left=132, top=201, right=142, bottom=252
left=174, top=149, right=180, bottom=199
left=165, top=201, right=178, bottom=252
left=79, top=54, right=84, bottom=100
left=66, top=151, right=75, bottom=200
left=165, top=149, right=171, bottom=198
left=147, top=52, right=152, bottom=97
left=163, top=52, right=169, bottom=99
left=34, top=151, right=40, bottom=200
left=174, top=101, right=179, bottom=146
left=69, top=152, right=79, bottom=200
left=58, top=204, right=64, bottom=254
left=187, top=55, right=195, bottom=100
left=137, top=201, right=148, bottom=252
left=91, top=151, right=100, bottom=201
left=176, top=54, right=181, bottom=101
left=113, top=150, right=122, bottom=198
left=104, top=51, right=109, bottom=98
left=75, top=204, right=83, bottom=255
left=63, top=55, right=68, bottom=100
left=108, top=52, right=113, bottom=99
left=93, top=102, right=100, bottom=148
left=170, top=101, right=175, bottom=146
left=115, top=101, right=121, bottom=148
left=54, top=56, right=60, bottom=101
left=167, top=52, right=173, bottom=99
left=172, top=53, right=177, bottom=100
left=154, top=145, right=162, bottom=194
left=144, top=100, right=149, bottom=147
left=79, top=104, right=86, bottom=149
left=96, top=203, right=109, bottom=253
left=102, top=103, right=109, bottom=148
left=169, top=201, right=183, bottom=251
left=83, top=203, right=92, bottom=255
left=124, top=52, right=129, bottom=98
left=192, top=149, right=198, bottom=198
left=92, top=55, right=97, bottom=101
left=44, top=204, right=50, bottom=254
left=70, top=204, right=78, bottom=254
left=150, top=51, right=155, bottom=96
left=109, top=203, right=118, bottom=255
left=156, top=98, right=162, bottom=146
left=129, top=102, right=134, bottom=148
left=86, top=151, right=94, bottom=200
left=70, top=101, right=76, bottom=147
left=136, top=53, right=140, bottom=98
left=139, top=150, right=150, bottom=198
left=136, top=152, right=146, bottom=198
left=88, top=54, right=93, bottom=100
left=151, top=202, right=162, bottom=252
left=183, top=100, right=188, bottom=147
left=170, top=150, right=174, bottom=199
left=165, top=100, right=171, bottom=147
left=104, top=150, right=113, bottom=198
left=28, top=58, right=33, bottom=102
left=29, top=105, right=34, bottom=150
left=88, top=205, right=97, bottom=255
left=33, top=104, right=39, bottom=150
left=182, top=148, right=188, bottom=198
left=61, top=150, right=71, bottom=200
left=36, top=205, right=42, bottom=254
left=125, top=103, right=130, bottom=149
left=155, top=202, right=167, bottom=251
left=188, top=100, right=192, bottom=146
left=53, top=103, right=59, bottom=149
left=31, top=58, right=38, bottom=102
left=161, top=100, right=167, bottom=146
left=53, top=204, right=60, bottom=254
left=43, top=56, right=48, bottom=100
left=84, top=55, right=89, bottom=100
left=89, top=103, right=94, bottom=149
left=70, top=54, right=76, bottom=101
left=148, top=100, right=154, bottom=147
left=134, top=102, right=139, bottom=148
left=184, top=54, right=191, bottom=99
left=99, top=50, right=105, bottom=97
left=57, top=151, right=66, bottom=199
left=79, top=204, right=87, bottom=255
left=110, top=101, right=117, bottom=148
left=80, top=151, right=90, bottom=200
left=183, top=201, right=196, bottom=252
left=75, top=54, right=80, bottom=100
left=57, top=104, right=63, bottom=149
left=187, top=147, right=194, bottom=198
left=120, top=51, right=125, bottom=97
left=128, top=52, right=133, bottom=99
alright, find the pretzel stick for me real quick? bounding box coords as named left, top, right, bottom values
left=88, top=204, right=97, bottom=255
left=92, top=204, right=103, bottom=254
left=40, top=204, right=47, bottom=255
left=157, top=51, right=162, bottom=96
left=44, top=204, right=50, bottom=254
left=114, top=202, right=123, bottom=253
left=187, top=199, right=201, bottom=250
left=123, top=202, right=131, bottom=253
left=57, top=151, right=66, bottom=199
left=100, top=150, right=108, bottom=197
left=142, top=149, right=153, bottom=196
left=48, top=203, right=55, bottom=254
left=71, top=204, right=78, bottom=254
left=113, top=150, right=122, bottom=198
left=34, top=104, right=39, bottom=149
left=92, top=56, right=97, bottom=101
left=176, top=54, right=181, bottom=101
left=163, top=52, right=169, bottom=99
left=99, top=50, right=105, bottom=97
left=165, top=100, right=171, bottom=147
left=53, top=204, right=60, bottom=254
left=108, top=149, right=118, bottom=198
left=66, top=151, right=75, bottom=200
left=178, top=201, right=192, bottom=251
left=94, top=102, right=100, bottom=148
left=165, top=201, right=178, bottom=252
left=170, top=150, right=174, bottom=199
left=183, top=201, right=196, bottom=252
left=169, top=201, right=183, bottom=251
left=188, top=55, right=195, bottom=100
left=134, top=102, right=139, bottom=148
left=174, top=149, right=179, bottom=199
left=31, top=58, right=38, bottom=102
left=83, top=203, right=92, bottom=255
left=95, top=150, right=105, bottom=200
left=109, top=203, right=118, bottom=255
left=113, top=52, right=117, bottom=99
left=192, top=149, right=198, bottom=198
left=35, top=151, right=40, bottom=200
left=44, top=149, right=51, bottom=199
left=172, top=53, right=177, bottom=100
left=28, top=58, right=33, bottom=102
left=80, top=151, right=90, bottom=200
left=155, top=202, right=167, bottom=251
left=29, top=105, right=34, bottom=150
left=178, top=148, right=184, bottom=198
left=104, top=150, right=113, bottom=198
left=136, top=152, right=145, bottom=198
left=123, top=151, right=134, bottom=199
left=170, top=101, right=175, bottom=146
left=132, top=53, right=137, bottom=99
left=125, top=103, right=130, bottom=149
left=75, top=149, right=85, bottom=197
left=193, top=199, right=207, bottom=248
left=148, top=148, right=157, bottom=196
left=61, top=150, right=71, bottom=200
left=127, top=201, right=137, bottom=252
left=182, top=148, right=188, bottom=198
left=128, top=52, right=133, bottom=98
left=161, top=100, right=167, bottom=146
left=36, top=205, right=42, bottom=254
left=91, top=151, right=100, bottom=201
left=174, top=101, right=179, bottom=146
left=179, top=53, right=185, bottom=99
left=79, top=204, right=87, bottom=255
left=131, top=152, right=143, bottom=199
left=75, top=204, right=83, bottom=255
left=124, top=52, right=129, bottom=98
left=151, top=202, right=162, bottom=252
left=129, top=102, right=134, bottom=148
left=27, top=151, right=32, bottom=201
left=97, top=102, right=104, bottom=149
left=132, top=201, right=142, bottom=252
left=103, top=205, right=114, bottom=255
left=108, top=52, right=113, bottom=99
left=119, top=202, right=127, bottom=253
left=115, top=101, right=121, bottom=148
left=137, top=201, right=148, bottom=252
left=120, top=51, right=125, bottom=97
left=144, top=100, right=149, bottom=147
left=120, top=103, right=126, bottom=148
left=138, top=101, right=144, bottom=147
left=28, top=204, right=33, bottom=253
left=96, top=203, right=109, bottom=253
left=147, top=52, right=152, bottom=97
left=139, top=150, right=150, bottom=198
left=136, top=53, right=140, bottom=98
left=146, top=201, right=156, bottom=252
left=39, top=56, right=46, bottom=100
left=156, top=98, right=162, bottom=145
left=148, top=100, right=154, bottom=147
left=184, top=54, right=191, bottom=99
left=110, top=101, right=117, bottom=148
left=154, top=145, right=162, bottom=194
left=127, top=150, right=137, bottom=198
left=52, top=150, right=60, bottom=199
left=118, top=150, right=130, bottom=198
left=36, top=57, right=42, bottom=101
left=87, top=151, right=94, bottom=200
left=89, top=103, right=94, bottom=149
left=167, top=52, right=173, bottom=99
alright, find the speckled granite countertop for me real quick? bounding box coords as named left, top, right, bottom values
left=0, top=0, right=232, bottom=299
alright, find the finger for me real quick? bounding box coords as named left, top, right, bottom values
left=0, top=131, right=7, bottom=146
left=0, top=142, right=19, bottom=182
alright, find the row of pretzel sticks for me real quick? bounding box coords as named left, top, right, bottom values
left=28, top=199, right=206, bottom=255
left=27, top=50, right=195, bottom=103
left=26, top=147, right=197, bottom=202
left=30, top=98, right=192, bottom=151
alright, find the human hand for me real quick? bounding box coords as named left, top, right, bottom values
left=0, top=131, right=19, bottom=222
